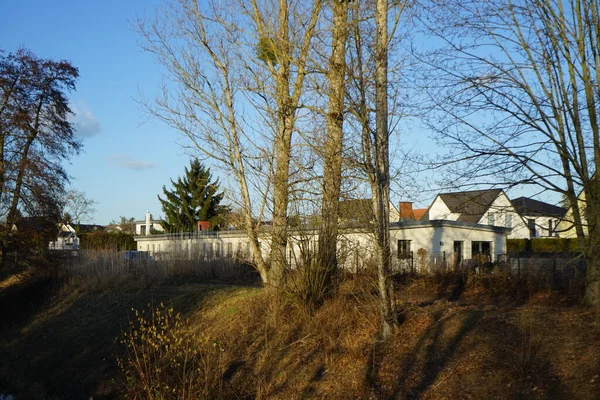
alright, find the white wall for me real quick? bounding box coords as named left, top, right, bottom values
left=521, top=214, right=560, bottom=238
left=135, top=221, right=165, bottom=236
left=391, top=224, right=506, bottom=261
left=478, top=192, right=529, bottom=239
left=427, top=197, right=461, bottom=221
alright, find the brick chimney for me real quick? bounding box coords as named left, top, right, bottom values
left=197, top=221, right=211, bottom=231
left=399, top=202, right=414, bottom=220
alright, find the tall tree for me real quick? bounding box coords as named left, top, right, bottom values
left=0, top=49, right=80, bottom=260
left=421, top=0, right=600, bottom=306
left=345, top=1, right=408, bottom=337
left=316, top=0, right=351, bottom=300
left=138, top=0, right=323, bottom=287
left=158, top=159, right=228, bottom=232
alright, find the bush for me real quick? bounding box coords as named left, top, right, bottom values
left=118, top=303, right=226, bottom=399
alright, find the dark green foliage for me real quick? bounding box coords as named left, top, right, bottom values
left=158, top=159, right=229, bottom=232
left=79, top=231, right=136, bottom=251
left=508, top=238, right=582, bottom=254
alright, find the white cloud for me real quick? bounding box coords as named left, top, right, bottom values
left=70, top=103, right=101, bottom=138
left=110, top=154, right=157, bottom=170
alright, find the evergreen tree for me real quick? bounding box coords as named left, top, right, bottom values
left=158, top=159, right=228, bottom=232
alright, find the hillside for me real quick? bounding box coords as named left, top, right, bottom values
left=0, top=267, right=599, bottom=399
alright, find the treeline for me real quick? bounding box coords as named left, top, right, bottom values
left=78, top=232, right=136, bottom=251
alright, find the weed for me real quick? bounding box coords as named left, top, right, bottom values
left=118, top=303, right=226, bottom=399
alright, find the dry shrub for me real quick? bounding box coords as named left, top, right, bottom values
left=59, top=251, right=257, bottom=292
left=118, top=303, right=226, bottom=399
left=283, top=247, right=340, bottom=313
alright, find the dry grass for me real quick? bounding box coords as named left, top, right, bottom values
left=58, top=250, right=258, bottom=292
left=1, top=260, right=599, bottom=399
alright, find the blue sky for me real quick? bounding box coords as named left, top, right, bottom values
left=2, top=0, right=191, bottom=224
left=2, top=1, right=563, bottom=224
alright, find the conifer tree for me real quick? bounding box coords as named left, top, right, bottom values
left=158, top=159, right=228, bottom=232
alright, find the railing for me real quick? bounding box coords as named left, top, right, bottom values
left=136, top=230, right=222, bottom=240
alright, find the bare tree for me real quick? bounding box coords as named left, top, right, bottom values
left=420, top=0, right=600, bottom=306
left=345, top=1, right=409, bottom=337
left=62, top=189, right=96, bottom=225
left=138, top=0, right=323, bottom=287
left=316, top=0, right=351, bottom=299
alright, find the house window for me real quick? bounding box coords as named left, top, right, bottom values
left=528, top=219, right=536, bottom=238
left=487, top=213, right=495, bottom=225
left=140, top=225, right=146, bottom=235
left=227, top=242, right=233, bottom=257
left=505, top=214, right=512, bottom=228
left=471, top=241, right=491, bottom=261
left=397, top=240, right=412, bottom=259
left=548, top=219, right=554, bottom=236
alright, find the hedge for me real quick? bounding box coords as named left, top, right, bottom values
left=507, top=238, right=582, bottom=254
left=78, top=231, right=136, bottom=251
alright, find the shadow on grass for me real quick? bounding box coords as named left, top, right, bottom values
left=365, top=304, right=571, bottom=400
left=0, top=275, right=250, bottom=399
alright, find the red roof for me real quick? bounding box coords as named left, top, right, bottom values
left=413, top=208, right=428, bottom=221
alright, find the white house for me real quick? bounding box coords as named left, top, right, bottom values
left=424, top=189, right=530, bottom=239
left=48, top=223, right=80, bottom=250
left=135, top=211, right=165, bottom=236
left=510, top=197, right=567, bottom=238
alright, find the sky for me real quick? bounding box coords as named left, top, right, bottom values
left=1, top=1, right=563, bottom=225
left=1, top=0, right=191, bottom=224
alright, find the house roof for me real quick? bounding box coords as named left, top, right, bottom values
left=338, top=199, right=374, bottom=224
left=77, top=224, right=105, bottom=233
left=392, top=219, right=512, bottom=234
left=58, top=231, right=75, bottom=238
left=413, top=208, right=428, bottom=221
left=437, top=189, right=503, bottom=224
left=510, top=197, right=567, bottom=218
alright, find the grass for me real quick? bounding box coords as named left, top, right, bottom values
left=0, top=258, right=599, bottom=399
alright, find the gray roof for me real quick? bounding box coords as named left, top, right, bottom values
left=510, top=197, right=567, bottom=218
left=391, top=219, right=512, bottom=234
left=436, top=189, right=503, bottom=224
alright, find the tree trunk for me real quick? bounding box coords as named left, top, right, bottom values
left=374, top=0, right=398, bottom=338
left=317, top=0, right=349, bottom=286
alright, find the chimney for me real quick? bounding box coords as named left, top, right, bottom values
left=399, top=202, right=414, bottom=220
left=197, top=221, right=211, bottom=231
left=145, top=211, right=151, bottom=236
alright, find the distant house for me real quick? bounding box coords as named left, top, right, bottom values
left=423, top=189, right=531, bottom=239
left=510, top=197, right=567, bottom=238
left=48, top=223, right=80, bottom=250
left=135, top=211, right=165, bottom=235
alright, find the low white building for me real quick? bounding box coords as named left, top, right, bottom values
left=134, top=219, right=510, bottom=273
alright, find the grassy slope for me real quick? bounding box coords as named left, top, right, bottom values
left=0, top=271, right=599, bottom=399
